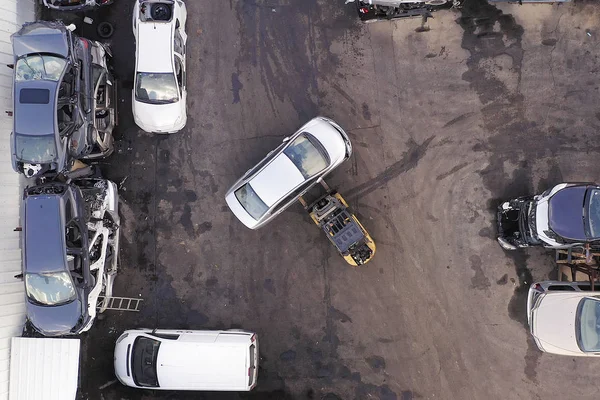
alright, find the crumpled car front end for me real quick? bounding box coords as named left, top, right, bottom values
left=497, top=197, right=541, bottom=250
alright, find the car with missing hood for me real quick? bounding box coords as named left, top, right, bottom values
left=225, top=117, right=352, bottom=229
left=43, top=0, right=113, bottom=11
left=11, top=21, right=117, bottom=178
left=497, top=183, right=600, bottom=250
left=132, top=0, right=187, bottom=133
left=527, top=281, right=600, bottom=356
left=22, top=178, right=120, bottom=336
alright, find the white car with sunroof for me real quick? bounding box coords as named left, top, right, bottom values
left=225, top=117, right=352, bottom=229
left=132, top=0, right=187, bottom=133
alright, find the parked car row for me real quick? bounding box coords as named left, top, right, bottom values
left=497, top=183, right=600, bottom=357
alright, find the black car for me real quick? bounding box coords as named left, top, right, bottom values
left=497, top=183, right=600, bottom=251
left=10, top=21, right=117, bottom=178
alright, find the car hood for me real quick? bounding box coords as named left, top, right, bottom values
left=532, top=293, right=581, bottom=355
left=133, top=99, right=185, bottom=132
left=12, top=21, right=70, bottom=58
left=27, top=297, right=84, bottom=336
left=548, top=186, right=587, bottom=241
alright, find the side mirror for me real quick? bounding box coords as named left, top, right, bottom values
left=14, top=273, right=23, bottom=280
left=7, top=64, right=13, bottom=69
left=66, top=24, right=77, bottom=32
left=282, top=137, right=290, bottom=143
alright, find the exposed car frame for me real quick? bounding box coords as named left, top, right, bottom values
left=43, top=0, right=113, bottom=11
left=10, top=21, right=117, bottom=178
left=21, top=178, right=120, bottom=336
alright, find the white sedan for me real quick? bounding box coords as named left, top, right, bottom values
left=225, top=117, right=352, bottom=229
left=528, top=280, right=600, bottom=356
left=132, top=0, right=187, bottom=133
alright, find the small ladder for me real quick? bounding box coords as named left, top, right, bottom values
left=97, top=296, right=143, bottom=312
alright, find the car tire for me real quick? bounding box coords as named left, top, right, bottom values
left=97, top=22, right=114, bottom=39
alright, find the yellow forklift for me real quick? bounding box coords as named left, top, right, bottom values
left=299, top=181, right=376, bottom=266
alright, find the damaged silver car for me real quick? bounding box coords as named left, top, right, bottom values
left=10, top=21, right=117, bottom=178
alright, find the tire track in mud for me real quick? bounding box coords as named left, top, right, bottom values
left=456, top=0, right=541, bottom=382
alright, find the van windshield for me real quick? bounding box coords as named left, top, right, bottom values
left=132, top=336, right=160, bottom=387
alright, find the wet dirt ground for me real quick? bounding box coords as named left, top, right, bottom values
left=43, top=0, right=600, bottom=399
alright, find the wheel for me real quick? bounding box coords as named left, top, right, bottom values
left=97, top=22, right=114, bottom=39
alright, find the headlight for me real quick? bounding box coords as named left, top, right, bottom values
left=116, top=333, right=129, bottom=344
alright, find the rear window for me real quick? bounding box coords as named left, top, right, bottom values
left=235, top=183, right=268, bottom=220
left=283, top=133, right=328, bottom=178
left=131, top=336, right=160, bottom=387
left=20, top=88, right=50, bottom=104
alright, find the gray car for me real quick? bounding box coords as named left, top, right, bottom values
left=22, top=178, right=120, bottom=336
left=11, top=21, right=117, bottom=178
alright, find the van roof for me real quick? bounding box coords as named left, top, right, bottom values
left=156, top=340, right=250, bottom=390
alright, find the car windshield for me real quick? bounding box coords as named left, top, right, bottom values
left=283, top=133, right=328, bottom=179
left=586, top=188, right=600, bottom=239
left=25, top=271, right=76, bottom=306
left=135, top=72, right=178, bottom=104
left=235, top=183, right=268, bottom=220
left=576, top=297, right=600, bottom=352
left=15, top=133, right=57, bottom=163
left=132, top=336, right=160, bottom=387
left=16, top=54, right=67, bottom=82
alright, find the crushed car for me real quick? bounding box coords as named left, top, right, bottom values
left=43, top=0, right=113, bottom=11
left=345, top=0, right=459, bottom=22
left=497, top=183, right=600, bottom=251
left=10, top=21, right=117, bottom=178
left=21, top=178, right=120, bottom=336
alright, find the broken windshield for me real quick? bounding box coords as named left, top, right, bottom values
left=15, top=133, right=57, bottom=163
left=25, top=271, right=76, bottom=306
left=16, top=54, right=67, bottom=82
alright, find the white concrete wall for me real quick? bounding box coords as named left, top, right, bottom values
left=0, top=0, right=35, bottom=399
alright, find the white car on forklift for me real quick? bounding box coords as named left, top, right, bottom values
left=132, top=0, right=187, bottom=133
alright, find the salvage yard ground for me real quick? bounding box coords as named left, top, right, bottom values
left=43, top=0, right=600, bottom=399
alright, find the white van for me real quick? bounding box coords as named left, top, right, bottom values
left=113, top=329, right=258, bottom=391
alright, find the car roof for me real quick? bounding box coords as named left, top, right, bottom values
left=15, top=80, right=57, bottom=136
left=12, top=21, right=70, bottom=58
left=156, top=339, right=249, bottom=389
left=249, top=154, right=305, bottom=207
left=24, top=195, right=66, bottom=273
left=137, top=22, right=173, bottom=73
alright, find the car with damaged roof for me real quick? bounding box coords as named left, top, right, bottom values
left=43, top=0, right=113, bottom=11
left=527, top=281, right=600, bottom=356
left=11, top=21, right=117, bottom=178
left=132, top=0, right=188, bottom=133
left=22, top=178, right=120, bottom=336
left=225, top=117, right=352, bottom=229
left=497, top=183, right=600, bottom=250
